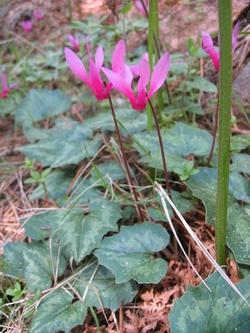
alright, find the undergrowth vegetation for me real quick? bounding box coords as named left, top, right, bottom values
left=0, top=1, right=250, bottom=332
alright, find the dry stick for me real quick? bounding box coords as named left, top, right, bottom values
left=207, top=95, right=219, bottom=165
left=148, top=99, right=171, bottom=196
left=139, top=0, right=171, bottom=104
left=108, top=95, right=144, bottom=222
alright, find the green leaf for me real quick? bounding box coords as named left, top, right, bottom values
left=3, top=242, right=66, bottom=292
left=232, top=154, right=250, bottom=174
left=139, top=153, right=195, bottom=177
left=18, top=134, right=102, bottom=167
left=30, top=289, right=87, bottom=333
left=90, top=161, right=125, bottom=183
left=186, top=168, right=250, bottom=265
left=15, top=89, right=71, bottom=127
left=75, top=262, right=138, bottom=310
left=0, top=93, right=22, bottom=116
left=134, top=122, right=212, bottom=158
left=169, top=272, right=250, bottom=333
left=3, top=242, right=26, bottom=277
left=24, top=210, right=62, bottom=241
left=230, top=135, right=250, bottom=152
left=227, top=203, right=250, bottom=265
left=148, top=190, right=194, bottom=222
left=59, top=200, right=122, bottom=263
left=29, top=169, right=75, bottom=202
left=83, top=108, right=147, bottom=135
left=94, top=222, right=169, bottom=284
left=229, top=172, right=250, bottom=203
left=186, top=167, right=217, bottom=225
left=189, top=76, right=217, bottom=93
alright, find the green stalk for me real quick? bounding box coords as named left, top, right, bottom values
left=146, top=0, right=156, bottom=130
left=215, top=0, right=232, bottom=265
left=153, top=2, right=164, bottom=113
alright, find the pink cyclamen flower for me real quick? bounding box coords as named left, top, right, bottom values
left=201, top=22, right=240, bottom=71
left=67, top=34, right=80, bottom=53
left=21, top=20, right=33, bottom=33
left=130, top=52, right=149, bottom=77
left=133, top=0, right=148, bottom=15
left=33, top=8, right=44, bottom=21
left=0, top=73, right=17, bottom=99
left=102, top=51, right=170, bottom=111
left=64, top=40, right=127, bottom=100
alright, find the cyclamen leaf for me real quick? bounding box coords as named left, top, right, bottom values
left=169, top=272, right=250, bottom=333
left=189, top=76, right=217, bottom=93
left=18, top=135, right=102, bottom=168
left=59, top=201, right=122, bottom=263
left=74, top=262, right=138, bottom=310
left=186, top=168, right=250, bottom=265
left=232, top=153, right=250, bottom=174
left=15, top=89, right=71, bottom=127
left=227, top=203, right=250, bottom=265
left=30, top=289, right=87, bottom=333
left=229, top=172, right=250, bottom=203
left=3, top=242, right=66, bottom=292
left=186, top=167, right=217, bottom=225
left=94, top=222, right=170, bottom=284
left=133, top=122, right=212, bottom=158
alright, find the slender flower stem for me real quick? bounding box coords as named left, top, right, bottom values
left=215, top=0, right=232, bottom=265
left=108, top=95, right=144, bottom=222
left=140, top=0, right=171, bottom=104
left=207, top=95, right=219, bottom=165
left=148, top=99, right=171, bottom=196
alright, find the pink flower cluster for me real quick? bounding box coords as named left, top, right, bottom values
left=64, top=40, right=170, bottom=111
left=21, top=8, right=44, bottom=33
left=201, top=22, right=240, bottom=71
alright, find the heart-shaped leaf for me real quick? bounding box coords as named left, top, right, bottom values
left=134, top=122, right=212, bottom=158
left=18, top=134, right=102, bottom=167
left=169, top=272, right=250, bottom=333
left=94, top=222, right=170, bottom=284
left=15, top=89, right=71, bottom=127
left=30, top=289, right=87, bottom=333
left=59, top=201, right=122, bottom=263
left=3, top=242, right=66, bottom=292
left=74, top=262, right=138, bottom=310
left=186, top=168, right=250, bottom=265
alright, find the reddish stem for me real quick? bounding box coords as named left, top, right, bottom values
left=148, top=99, right=172, bottom=196
left=108, top=95, right=144, bottom=222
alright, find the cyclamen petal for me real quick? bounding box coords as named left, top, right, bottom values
left=33, top=8, right=44, bottom=21
left=148, top=53, right=170, bottom=97
left=95, top=46, right=104, bottom=69
left=138, top=58, right=150, bottom=88
left=64, top=47, right=88, bottom=83
left=67, top=34, right=80, bottom=52
left=21, top=20, right=33, bottom=33
left=112, top=40, right=126, bottom=73
left=123, top=64, right=133, bottom=86
left=102, top=67, right=134, bottom=102
left=89, top=58, right=109, bottom=100
left=0, top=73, right=8, bottom=93
left=0, top=73, right=17, bottom=99
left=130, top=52, right=149, bottom=77
left=133, top=0, right=148, bottom=15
